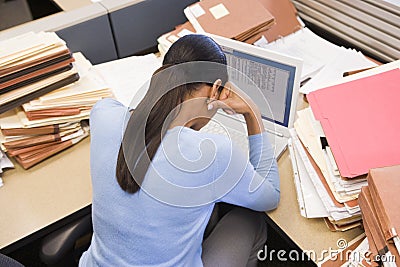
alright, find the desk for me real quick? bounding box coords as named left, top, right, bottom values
left=0, top=100, right=363, bottom=264
left=270, top=149, right=363, bottom=263
left=0, top=138, right=92, bottom=254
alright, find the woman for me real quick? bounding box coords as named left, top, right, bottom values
left=80, top=34, right=280, bottom=267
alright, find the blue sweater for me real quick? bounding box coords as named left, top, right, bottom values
left=79, top=98, right=280, bottom=267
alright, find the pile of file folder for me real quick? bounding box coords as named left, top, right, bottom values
left=289, top=60, right=400, bottom=232
left=158, top=0, right=304, bottom=56
left=358, top=165, right=400, bottom=267
left=0, top=33, right=114, bottom=169
left=0, top=32, right=80, bottom=114
left=184, top=0, right=275, bottom=41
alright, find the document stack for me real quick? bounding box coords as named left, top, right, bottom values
left=158, top=0, right=302, bottom=56
left=261, top=27, right=378, bottom=84
left=358, top=165, right=400, bottom=267
left=0, top=52, right=114, bottom=169
left=289, top=61, right=400, bottom=231
left=0, top=32, right=80, bottom=114
left=184, top=0, right=275, bottom=42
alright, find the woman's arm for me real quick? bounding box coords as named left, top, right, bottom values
left=210, top=82, right=280, bottom=211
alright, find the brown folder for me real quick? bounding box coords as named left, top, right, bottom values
left=14, top=130, right=88, bottom=169
left=15, top=139, right=75, bottom=169
left=0, top=59, right=75, bottom=90
left=0, top=48, right=71, bottom=78
left=0, top=65, right=73, bottom=95
left=186, top=0, right=275, bottom=41
left=0, top=73, right=79, bottom=114
left=359, top=187, right=392, bottom=259
left=1, top=123, right=66, bottom=136
left=3, top=125, right=81, bottom=149
left=25, top=107, right=82, bottom=121
left=367, top=165, right=400, bottom=241
left=361, top=211, right=380, bottom=265
left=324, top=217, right=362, bottom=232
left=255, top=0, right=302, bottom=43
left=6, top=141, right=62, bottom=157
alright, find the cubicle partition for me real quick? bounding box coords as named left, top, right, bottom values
left=0, top=3, right=117, bottom=64
left=0, top=0, right=198, bottom=63
left=101, top=0, right=197, bottom=58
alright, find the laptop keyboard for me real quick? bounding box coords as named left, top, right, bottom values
left=200, top=119, right=249, bottom=152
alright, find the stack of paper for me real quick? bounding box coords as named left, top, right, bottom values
left=184, top=0, right=275, bottom=42
left=0, top=53, right=114, bottom=169
left=289, top=61, right=400, bottom=232
left=289, top=122, right=364, bottom=232
left=358, top=165, right=400, bottom=267
left=94, top=53, right=161, bottom=108
left=0, top=32, right=80, bottom=113
left=249, top=0, right=302, bottom=45
left=157, top=0, right=302, bottom=57
left=260, top=27, right=378, bottom=83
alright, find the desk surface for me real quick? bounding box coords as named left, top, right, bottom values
left=0, top=104, right=363, bottom=262
left=269, top=149, right=363, bottom=261
left=0, top=138, right=92, bottom=252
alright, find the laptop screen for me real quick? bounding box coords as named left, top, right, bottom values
left=219, top=44, right=297, bottom=128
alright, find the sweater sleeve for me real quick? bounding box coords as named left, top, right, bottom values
left=217, top=132, right=280, bottom=211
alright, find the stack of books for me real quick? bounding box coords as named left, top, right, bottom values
left=289, top=61, right=400, bottom=232
left=0, top=52, right=114, bottom=169
left=358, top=165, right=400, bottom=266
left=0, top=31, right=79, bottom=114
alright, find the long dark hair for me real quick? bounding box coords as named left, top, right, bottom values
left=116, top=35, right=228, bottom=193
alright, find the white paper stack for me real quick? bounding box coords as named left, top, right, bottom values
left=259, top=27, right=378, bottom=90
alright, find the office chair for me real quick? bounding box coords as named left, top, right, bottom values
left=0, top=253, right=24, bottom=267
left=39, top=214, right=92, bottom=267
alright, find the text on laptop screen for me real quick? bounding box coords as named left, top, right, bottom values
left=220, top=46, right=296, bottom=127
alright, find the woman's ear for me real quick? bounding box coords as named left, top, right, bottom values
left=209, top=79, right=222, bottom=100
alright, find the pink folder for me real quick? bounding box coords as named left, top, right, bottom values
left=307, top=69, right=400, bottom=178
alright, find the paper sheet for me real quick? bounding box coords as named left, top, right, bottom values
left=259, top=27, right=378, bottom=92
left=260, top=28, right=342, bottom=80
left=288, top=136, right=329, bottom=218
left=94, top=54, right=162, bottom=108
left=300, top=49, right=378, bottom=94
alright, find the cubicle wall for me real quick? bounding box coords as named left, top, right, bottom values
left=0, top=0, right=198, bottom=63
left=101, top=0, right=197, bottom=58
left=0, top=3, right=117, bottom=64
left=1, top=0, right=398, bottom=63
left=291, top=0, right=400, bottom=62
left=55, top=14, right=117, bottom=64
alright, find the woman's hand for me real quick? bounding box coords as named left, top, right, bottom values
left=209, top=82, right=265, bottom=135
left=211, top=82, right=258, bottom=116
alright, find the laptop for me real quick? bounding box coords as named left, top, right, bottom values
left=201, top=34, right=303, bottom=159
